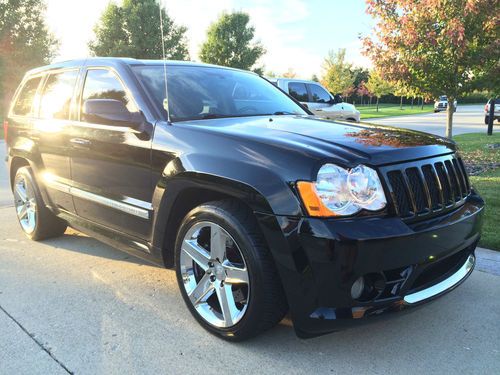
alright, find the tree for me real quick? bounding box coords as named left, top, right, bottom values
left=199, top=12, right=265, bottom=71
left=282, top=68, right=297, bottom=78
left=321, top=49, right=355, bottom=97
left=311, top=74, right=319, bottom=82
left=89, top=0, right=189, bottom=60
left=363, top=0, right=499, bottom=138
left=0, top=0, right=58, bottom=114
left=357, top=80, right=372, bottom=106
left=366, top=70, right=394, bottom=111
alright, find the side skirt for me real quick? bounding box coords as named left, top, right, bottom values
left=58, top=210, right=165, bottom=268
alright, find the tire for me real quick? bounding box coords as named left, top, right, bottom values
left=13, top=167, right=67, bottom=241
left=175, top=199, right=287, bottom=341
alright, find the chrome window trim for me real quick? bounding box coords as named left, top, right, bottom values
left=403, top=254, right=475, bottom=305
left=45, top=177, right=151, bottom=219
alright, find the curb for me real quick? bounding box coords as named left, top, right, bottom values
left=476, top=247, right=500, bottom=276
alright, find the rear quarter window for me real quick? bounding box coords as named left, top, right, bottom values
left=12, top=77, right=42, bottom=117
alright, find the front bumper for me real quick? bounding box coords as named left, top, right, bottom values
left=257, top=193, right=484, bottom=338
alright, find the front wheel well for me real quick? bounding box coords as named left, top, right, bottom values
left=161, top=188, right=254, bottom=268
left=9, top=157, right=30, bottom=189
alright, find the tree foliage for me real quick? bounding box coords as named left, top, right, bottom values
left=199, top=12, right=265, bottom=71
left=366, top=70, right=394, bottom=111
left=0, top=0, right=58, bottom=113
left=321, top=49, right=355, bottom=96
left=363, top=0, right=499, bottom=137
left=89, top=0, right=189, bottom=60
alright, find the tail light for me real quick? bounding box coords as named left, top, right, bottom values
left=2, top=119, right=7, bottom=143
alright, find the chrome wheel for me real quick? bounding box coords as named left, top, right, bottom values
left=180, top=221, right=250, bottom=328
left=14, top=175, right=37, bottom=234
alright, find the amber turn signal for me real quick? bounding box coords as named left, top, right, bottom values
left=296, top=181, right=337, bottom=217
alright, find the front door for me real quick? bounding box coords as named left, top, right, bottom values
left=69, top=68, right=154, bottom=240
left=306, top=83, right=342, bottom=120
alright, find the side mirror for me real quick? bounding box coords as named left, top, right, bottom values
left=82, top=99, right=143, bottom=129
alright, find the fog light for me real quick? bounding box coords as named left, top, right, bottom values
left=351, top=276, right=365, bottom=299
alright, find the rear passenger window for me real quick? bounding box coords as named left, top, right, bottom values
left=288, top=82, right=309, bottom=102
left=81, top=69, right=136, bottom=120
left=12, top=77, right=42, bottom=116
left=39, top=70, right=79, bottom=120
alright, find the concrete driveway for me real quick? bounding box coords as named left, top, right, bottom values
left=367, top=104, right=499, bottom=137
left=1, top=142, right=499, bottom=374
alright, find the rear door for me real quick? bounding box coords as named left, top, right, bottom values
left=33, top=69, right=80, bottom=213
left=69, top=67, right=154, bottom=239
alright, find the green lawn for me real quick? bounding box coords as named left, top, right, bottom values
left=359, top=104, right=435, bottom=119
left=455, top=133, right=500, bottom=251
left=453, top=133, right=500, bottom=165
left=469, top=169, right=500, bottom=251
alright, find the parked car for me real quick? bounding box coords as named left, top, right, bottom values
left=5, top=58, right=483, bottom=341
left=484, top=98, right=500, bottom=124
left=269, top=78, right=361, bottom=122
left=434, top=95, right=457, bottom=112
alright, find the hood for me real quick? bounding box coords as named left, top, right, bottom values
left=180, top=115, right=455, bottom=166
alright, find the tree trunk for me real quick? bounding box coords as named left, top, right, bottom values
left=400, top=95, right=403, bottom=110
left=411, top=97, right=414, bottom=109
left=445, top=97, right=455, bottom=138
left=376, top=97, right=379, bottom=112
left=421, top=97, right=424, bottom=110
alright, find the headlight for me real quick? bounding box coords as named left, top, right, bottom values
left=297, top=164, right=387, bottom=217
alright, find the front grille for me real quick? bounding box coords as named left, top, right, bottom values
left=382, top=154, right=471, bottom=220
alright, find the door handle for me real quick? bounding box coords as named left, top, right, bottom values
left=70, top=138, right=91, bottom=148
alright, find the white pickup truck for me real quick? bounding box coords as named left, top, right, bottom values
left=268, top=78, right=360, bottom=122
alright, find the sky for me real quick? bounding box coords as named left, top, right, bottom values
left=45, top=0, right=374, bottom=78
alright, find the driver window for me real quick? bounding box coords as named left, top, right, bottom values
left=308, top=84, right=331, bottom=104
left=81, top=69, right=137, bottom=123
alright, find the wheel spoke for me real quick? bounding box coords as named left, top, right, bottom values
left=189, top=273, right=215, bottom=306
left=215, top=282, right=239, bottom=327
left=210, top=223, right=227, bottom=261
left=15, top=183, right=27, bottom=202
left=224, top=264, right=249, bottom=285
left=17, top=204, right=28, bottom=220
left=182, top=239, right=210, bottom=271
left=27, top=209, right=36, bottom=227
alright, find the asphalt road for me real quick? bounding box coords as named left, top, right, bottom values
left=367, top=104, right=499, bottom=136
left=1, top=142, right=499, bottom=374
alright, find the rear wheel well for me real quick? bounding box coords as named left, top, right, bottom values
left=161, top=188, right=254, bottom=268
left=10, top=157, right=30, bottom=189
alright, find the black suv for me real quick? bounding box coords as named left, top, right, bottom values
left=5, top=58, right=484, bottom=340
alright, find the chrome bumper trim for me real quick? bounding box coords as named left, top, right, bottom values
left=404, top=254, right=475, bottom=305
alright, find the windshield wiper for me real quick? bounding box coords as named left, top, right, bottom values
left=272, top=111, right=297, bottom=115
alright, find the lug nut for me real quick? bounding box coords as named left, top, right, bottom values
left=210, top=275, right=216, bottom=282
left=208, top=261, right=214, bottom=267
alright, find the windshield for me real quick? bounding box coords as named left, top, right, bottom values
left=133, top=65, right=307, bottom=122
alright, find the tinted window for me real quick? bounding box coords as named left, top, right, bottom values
left=308, top=84, right=331, bottom=103
left=81, top=69, right=137, bottom=121
left=288, top=82, right=309, bottom=102
left=39, top=70, right=78, bottom=120
left=133, top=65, right=307, bottom=122
left=12, top=77, right=42, bottom=116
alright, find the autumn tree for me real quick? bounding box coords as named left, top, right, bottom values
left=199, top=12, right=265, bottom=71
left=366, top=70, right=394, bottom=111
left=282, top=68, right=297, bottom=78
left=89, top=0, right=189, bottom=60
left=321, top=48, right=355, bottom=97
left=363, top=0, right=499, bottom=138
left=0, top=0, right=58, bottom=115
